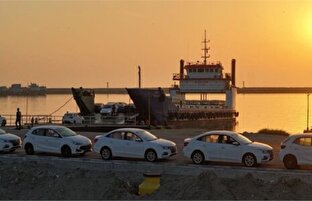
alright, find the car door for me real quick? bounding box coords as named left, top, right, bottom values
left=105, top=131, right=125, bottom=157
left=31, top=128, right=47, bottom=152
left=292, top=137, right=312, bottom=164
left=45, top=129, right=63, bottom=153
left=123, top=132, right=145, bottom=158
left=216, top=135, right=242, bottom=162
left=199, top=134, right=222, bottom=161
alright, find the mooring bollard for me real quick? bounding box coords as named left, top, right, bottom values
left=138, top=172, right=161, bottom=196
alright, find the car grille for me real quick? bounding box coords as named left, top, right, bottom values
left=169, top=146, right=177, bottom=154
left=9, top=139, right=20, bottom=146
left=80, top=144, right=91, bottom=151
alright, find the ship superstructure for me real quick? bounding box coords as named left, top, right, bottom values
left=170, top=30, right=237, bottom=110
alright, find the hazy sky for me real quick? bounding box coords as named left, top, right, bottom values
left=1, top=0, right=312, bottom=88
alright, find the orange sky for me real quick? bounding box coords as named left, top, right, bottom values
left=1, top=0, right=312, bottom=88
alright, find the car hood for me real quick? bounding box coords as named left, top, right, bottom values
left=0, top=133, right=20, bottom=141
left=247, top=142, right=272, bottom=150
left=149, top=138, right=176, bottom=147
left=66, top=135, right=91, bottom=144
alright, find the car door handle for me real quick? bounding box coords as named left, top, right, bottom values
left=221, top=147, right=225, bottom=149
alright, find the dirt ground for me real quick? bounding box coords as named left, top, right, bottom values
left=1, top=160, right=312, bottom=200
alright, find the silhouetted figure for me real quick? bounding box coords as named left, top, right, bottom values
left=112, top=104, right=116, bottom=116
left=15, top=108, right=21, bottom=130
left=31, top=117, right=34, bottom=128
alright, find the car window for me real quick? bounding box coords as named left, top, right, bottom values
left=222, top=135, right=238, bottom=145
left=107, top=131, right=123, bottom=140
left=55, top=127, right=76, bottom=137
left=32, top=128, right=46, bottom=136
left=46, top=129, right=59, bottom=138
left=294, top=137, right=312, bottom=146
left=137, top=130, right=157, bottom=141
left=124, top=132, right=142, bottom=142
left=197, top=134, right=219, bottom=143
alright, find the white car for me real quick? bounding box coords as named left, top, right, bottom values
left=0, top=128, right=22, bottom=152
left=183, top=130, right=273, bottom=167
left=23, top=125, right=92, bottom=157
left=93, top=128, right=177, bottom=162
left=279, top=133, right=312, bottom=169
left=0, top=116, right=6, bottom=126
left=62, top=113, right=84, bottom=124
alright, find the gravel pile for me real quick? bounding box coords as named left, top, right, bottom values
left=0, top=161, right=311, bottom=200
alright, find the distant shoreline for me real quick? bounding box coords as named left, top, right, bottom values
left=46, top=87, right=312, bottom=94
left=2, top=87, right=312, bottom=96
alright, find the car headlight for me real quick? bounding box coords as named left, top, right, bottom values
left=72, top=141, right=82, bottom=145
left=0, top=139, right=9, bottom=143
left=262, top=150, right=270, bottom=154
left=162, top=146, right=170, bottom=150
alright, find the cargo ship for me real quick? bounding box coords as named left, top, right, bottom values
left=127, top=31, right=238, bottom=130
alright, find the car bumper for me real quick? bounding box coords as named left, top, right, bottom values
left=260, top=152, right=274, bottom=162
left=1, top=144, right=21, bottom=152
left=158, top=146, right=178, bottom=159
left=73, top=144, right=92, bottom=154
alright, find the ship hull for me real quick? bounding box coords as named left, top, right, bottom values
left=127, top=88, right=238, bottom=130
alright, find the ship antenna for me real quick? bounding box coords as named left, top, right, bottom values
left=201, top=30, right=210, bottom=64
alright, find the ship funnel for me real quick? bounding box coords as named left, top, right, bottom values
left=180, top=59, right=184, bottom=80
left=231, top=59, right=236, bottom=87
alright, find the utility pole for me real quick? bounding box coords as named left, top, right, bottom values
left=138, top=65, right=141, bottom=88
left=307, top=93, right=310, bottom=131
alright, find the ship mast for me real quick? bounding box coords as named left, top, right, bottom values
left=201, top=30, right=210, bottom=65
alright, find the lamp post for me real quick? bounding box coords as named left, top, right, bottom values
left=307, top=93, right=310, bottom=132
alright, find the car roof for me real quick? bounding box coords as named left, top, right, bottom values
left=196, top=130, right=237, bottom=138
left=30, top=125, right=68, bottom=130
left=287, top=133, right=312, bottom=138
left=106, top=128, right=147, bottom=134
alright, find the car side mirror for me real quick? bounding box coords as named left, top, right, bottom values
left=135, top=138, right=142, bottom=142
left=232, top=141, right=240, bottom=146
left=53, top=133, right=60, bottom=138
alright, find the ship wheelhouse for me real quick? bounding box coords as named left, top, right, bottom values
left=169, top=30, right=236, bottom=110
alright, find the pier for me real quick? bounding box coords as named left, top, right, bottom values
left=46, top=87, right=312, bottom=95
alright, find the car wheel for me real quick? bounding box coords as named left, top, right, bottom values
left=61, top=146, right=72, bottom=157
left=25, top=143, right=34, bottom=155
left=283, top=155, right=298, bottom=169
left=243, top=153, right=257, bottom=167
left=191, top=151, right=205, bottom=164
left=100, top=147, right=112, bottom=160
left=145, top=149, right=157, bottom=162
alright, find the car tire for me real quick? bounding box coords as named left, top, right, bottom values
left=145, top=149, right=157, bottom=162
left=25, top=143, right=34, bottom=155
left=283, top=155, right=298, bottom=169
left=191, top=150, right=205, bottom=164
left=100, top=147, right=112, bottom=160
left=243, top=153, right=257, bottom=167
left=61, top=146, right=72, bottom=157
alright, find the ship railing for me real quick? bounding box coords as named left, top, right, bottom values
left=0, top=113, right=139, bottom=127
left=0, top=114, right=63, bottom=127
left=168, top=108, right=238, bottom=121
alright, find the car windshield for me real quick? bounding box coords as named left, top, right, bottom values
left=103, top=105, right=112, bottom=109
left=0, top=129, right=6, bottom=134
left=55, top=127, right=77, bottom=137
left=235, top=133, right=252, bottom=144
left=137, top=130, right=158, bottom=141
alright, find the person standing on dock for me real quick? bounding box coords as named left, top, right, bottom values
left=15, top=108, right=21, bottom=130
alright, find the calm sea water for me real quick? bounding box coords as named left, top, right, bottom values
left=0, top=93, right=309, bottom=133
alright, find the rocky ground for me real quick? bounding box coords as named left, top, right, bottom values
left=1, top=160, right=312, bottom=200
